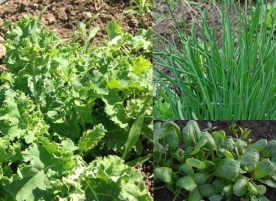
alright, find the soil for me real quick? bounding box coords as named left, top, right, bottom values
left=0, top=0, right=151, bottom=72
left=0, top=0, right=153, bottom=199
left=154, top=0, right=274, bottom=49
left=154, top=120, right=276, bottom=201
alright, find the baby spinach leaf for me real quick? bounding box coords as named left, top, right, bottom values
left=161, top=121, right=181, bottom=142
left=197, top=131, right=217, bottom=151
left=179, top=163, right=194, bottom=175
left=233, top=138, right=247, bottom=155
left=154, top=167, right=176, bottom=183
left=209, top=195, right=223, bottom=201
left=192, top=172, right=208, bottom=185
left=211, top=179, right=226, bottom=192
left=222, top=137, right=235, bottom=152
left=262, top=140, right=276, bottom=158
left=163, top=130, right=180, bottom=153
left=190, top=138, right=207, bottom=155
left=198, top=183, right=218, bottom=197
left=182, top=120, right=199, bottom=147
left=218, top=148, right=234, bottom=159
left=215, top=158, right=240, bottom=180
left=212, top=130, right=225, bottom=148
left=223, top=184, right=234, bottom=196
left=233, top=176, right=248, bottom=196
left=247, top=181, right=258, bottom=195
left=238, top=149, right=259, bottom=172
left=257, top=178, right=276, bottom=188
left=254, top=158, right=274, bottom=179
left=176, top=175, right=197, bottom=192
left=247, top=139, right=267, bottom=152
left=188, top=187, right=203, bottom=201
left=186, top=158, right=206, bottom=169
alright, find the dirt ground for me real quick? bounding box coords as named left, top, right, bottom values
left=0, top=0, right=153, bottom=198
left=0, top=0, right=151, bottom=71
left=154, top=120, right=276, bottom=201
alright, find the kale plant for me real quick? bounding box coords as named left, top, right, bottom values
left=0, top=15, right=153, bottom=200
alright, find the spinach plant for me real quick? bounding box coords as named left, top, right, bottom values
left=154, top=120, right=276, bottom=201
left=0, top=15, right=153, bottom=200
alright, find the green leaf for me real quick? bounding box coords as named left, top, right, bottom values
left=254, top=158, right=274, bottom=179
left=233, top=138, right=247, bottom=155
left=198, top=183, right=218, bottom=197
left=91, top=71, right=108, bottom=95
left=60, top=138, right=78, bottom=153
left=223, top=184, right=233, bottom=196
left=192, top=172, right=208, bottom=185
left=188, top=187, right=203, bottom=201
left=209, top=195, right=223, bottom=201
left=186, top=158, right=206, bottom=169
left=154, top=167, right=175, bottom=183
left=106, top=21, right=123, bottom=40
left=176, top=175, right=197, bottom=191
left=197, top=131, right=216, bottom=151
left=163, top=130, right=180, bottom=153
left=247, top=181, right=258, bottom=195
left=132, top=57, right=151, bottom=76
left=238, top=149, right=259, bottom=172
left=233, top=176, right=248, bottom=196
left=161, top=121, right=181, bottom=141
left=215, top=158, right=240, bottom=180
left=179, top=163, right=194, bottom=175
left=212, top=131, right=225, bottom=148
left=262, top=140, right=276, bottom=158
left=256, top=185, right=266, bottom=195
left=0, top=166, right=3, bottom=179
left=190, top=138, right=207, bottom=155
left=182, top=120, right=200, bottom=147
left=218, top=148, right=234, bottom=159
left=122, top=111, right=145, bottom=159
left=257, top=178, right=276, bottom=188
left=211, top=179, right=225, bottom=192
left=204, top=160, right=216, bottom=171
left=256, top=195, right=270, bottom=201
left=126, top=154, right=152, bottom=167
left=86, top=155, right=152, bottom=201
left=247, top=139, right=267, bottom=152
left=78, top=124, right=106, bottom=153
left=4, top=171, right=50, bottom=201
left=222, top=137, right=235, bottom=152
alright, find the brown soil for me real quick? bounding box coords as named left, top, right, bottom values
left=0, top=0, right=151, bottom=71
left=154, top=120, right=276, bottom=201
left=154, top=0, right=274, bottom=48
left=0, top=0, right=153, bottom=199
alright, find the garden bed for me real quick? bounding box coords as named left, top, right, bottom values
left=154, top=120, right=276, bottom=201
left=0, top=0, right=153, bottom=200
left=153, top=0, right=276, bottom=120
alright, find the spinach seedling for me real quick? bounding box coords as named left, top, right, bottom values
left=154, top=120, right=276, bottom=201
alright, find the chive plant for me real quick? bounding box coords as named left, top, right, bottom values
left=153, top=0, right=276, bottom=120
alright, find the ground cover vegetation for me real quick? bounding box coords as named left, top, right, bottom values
left=0, top=5, right=153, bottom=200
left=153, top=0, right=276, bottom=120
left=154, top=120, right=276, bottom=201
